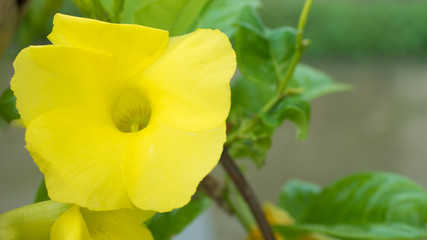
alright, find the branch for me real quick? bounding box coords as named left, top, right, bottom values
left=198, top=174, right=233, bottom=214
left=221, top=150, right=275, bottom=240
left=0, top=0, right=30, bottom=56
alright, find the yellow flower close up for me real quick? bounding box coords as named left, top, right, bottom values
left=0, top=200, right=154, bottom=240
left=51, top=205, right=154, bottom=240
left=11, top=14, right=236, bottom=212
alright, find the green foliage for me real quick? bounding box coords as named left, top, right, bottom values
left=260, top=95, right=310, bottom=140
left=276, top=172, right=427, bottom=240
left=0, top=201, right=70, bottom=240
left=74, top=0, right=112, bottom=22
left=278, top=180, right=321, bottom=222
left=289, top=64, right=351, bottom=101
left=235, top=8, right=296, bottom=85
left=228, top=76, right=311, bottom=166
left=227, top=8, right=347, bottom=167
left=105, top=0, right=260, bottom=36
left=147, top=194, right=211, bottom=240
left=16, top=0, right=73, bottom=46
left=261, top=0, right=427, bottom=58
left=195, top=0, right=260, bottom=37
left=133, top=0, right=211, bottom=36
left=0, top=88, right=19, bottom=123
left=34, top=179, right=50, bottom=203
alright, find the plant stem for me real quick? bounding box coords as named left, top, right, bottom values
left=198, top=175, right=233, bottom=214
left=221, top=150, right=275, bottom=240
left=227, top=0, right=314, bottom=144
left=262, top=0, right=313, bottom=113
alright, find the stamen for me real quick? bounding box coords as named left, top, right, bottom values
left=111, top=91, right=151, bottom=133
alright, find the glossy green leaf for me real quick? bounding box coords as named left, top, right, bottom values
left=196, top=0, right=260, bottom=37
left=278, top=172, right=427, bottom=240
left=133, top=0, right=211, bottom=36
left=34, top=179, right=50, bottom=203
left=147, top=193, right=211, bottom=240
left=0, top=201, right=70, bottom=240
left=0, top=88, right=20, bottom=123
left=289, top=64, right=351, bottom=101
left=278, top=180, right=321, bottom=222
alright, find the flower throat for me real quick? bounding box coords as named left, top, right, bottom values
left=111, top=91, right=151, bottom=133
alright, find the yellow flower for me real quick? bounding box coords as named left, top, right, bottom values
left=246, top=202, right=293, bottom=240
left=51, top=205, right=154, bottom=240
left=11, top=14, right=236, bottom=212
left=0, top=201, right=154, bottom=240
left=246, top=203, right=336, bottom=240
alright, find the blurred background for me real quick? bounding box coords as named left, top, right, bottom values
left=1, top=0, right=427, bottom=239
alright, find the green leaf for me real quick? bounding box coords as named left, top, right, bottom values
left=229, top=7, right=347, bottom=167
left=289, top=64, right=351, bottom=101
left=147, top=193, right=211, bottom=240
left=280, top=172, right=427, bottom=240
left=0, top=88, right=20, bottom=123
left=273, top=226, right=311, bottom=240
left=261, top=96, right=310, bottom=140
left=0, top=201, right=70, bottom=240
left=228, top=7, right=305, bottom=166
left=74, top=0, right=111, bottom=21
left=235, top=7, right=297, bottom=85
left=34, top=179, right=50, bottom=203
left=196, top=0, right=260, bottom=37
left=17, top=0, right=66, bottom=45
left=277, top=180, right=322, bottom=222
left=228, top=76, right=311, bottom=166
left=124, top=0, right=259, bottom=37
left=133, top=0, right=211, bottom=36
left=228, top=76, right=274, bottom=166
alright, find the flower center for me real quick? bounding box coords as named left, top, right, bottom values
left=111, top=91, right=151, bottom=133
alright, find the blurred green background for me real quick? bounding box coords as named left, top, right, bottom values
left=261, top=0, right=427, bottom=59
left=1, top=0, right=427, bottom=239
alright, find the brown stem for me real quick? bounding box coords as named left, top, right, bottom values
left=221, top=150, right=275, bottom=240
left=198, top=174, right=233, bottom=214
left=0, top=0, right=30, bottom=57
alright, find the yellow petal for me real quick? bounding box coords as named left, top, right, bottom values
left=51, top=205, right=92, bottom=240
left=81, top=208, right=154, bottom=240
left=121, top=116, right=226, bottom=212
left=11, top=45, right=117, bottom=127
left=26, top=109, right=133, bottom=210
left=263, top=202, right=294, bottom=225
left=48, top=14, right=169, bottom=78
left=140, top=29, right=236, bottom=132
